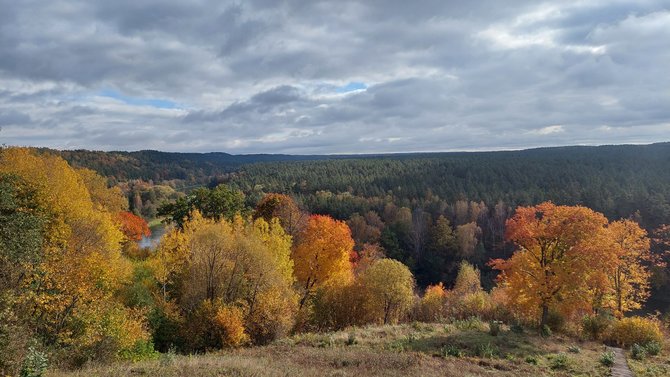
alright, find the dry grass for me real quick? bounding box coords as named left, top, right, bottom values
left=48, top=322, right=612, bottom=377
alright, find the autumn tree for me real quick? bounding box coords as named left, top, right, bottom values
left=161, top=211, right=297, bottom=348
left=76, top=167, right=128, bottom=213
left=603, top=220, right=651, bottom=316
left=0, top=148, right=150, bottom=364
left=254, top=193, right=306, bottom=237
left=292, top=215, right=354, bottom=309
left=117, top=211, right=151, bottom=242
left=360, top=258, right=415, bottom=324
left=491, top=202, right=610, bottom=328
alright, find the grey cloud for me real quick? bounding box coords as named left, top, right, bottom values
left=0, top=0, right=669, bottom=153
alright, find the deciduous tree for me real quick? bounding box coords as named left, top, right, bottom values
left=292, top=215, right=354, bottom=309
left=490, top=202, right=610, bottom=327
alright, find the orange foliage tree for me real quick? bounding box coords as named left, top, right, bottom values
left=116, top=211, right=151, bottom=241
left=292, top=215, right=354, bottom=309
left=490, top=202, right=611, bottom=327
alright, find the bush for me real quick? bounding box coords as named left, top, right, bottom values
left=599, top=350, right=615, bottom=367
left=645, top=340, right=662, bottom=356
left=118, top=339, right=158, bottom=362
left=19, top=346, right=48, bottom=377
left=524, top=355, right=538, bottom=365
left=346, top=333, right=358, bottom=346
left=541, top=324, right=552, bottom=338
left=606, top=317, right=663, bottom=347
left=550, top=353, right=569, bottom=370
left=631, top=343, right=647, bottom=360
left=182, top=301, right=248, bottom=351
left=582, top=314, right=613, bottom=340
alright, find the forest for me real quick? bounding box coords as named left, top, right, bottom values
left=2, top=145, right=670, bottom=376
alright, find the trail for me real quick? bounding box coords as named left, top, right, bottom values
left=607, top=347, right=633, bottom=377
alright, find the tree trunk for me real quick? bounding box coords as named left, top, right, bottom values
left=540, top=304, right=549, bottom=329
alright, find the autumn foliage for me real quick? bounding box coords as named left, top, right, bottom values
left=293, top=215, right=355, bottom=308
left=491, top=202, right=653, bottom=328
left=116, top=211, right=151, bottom=241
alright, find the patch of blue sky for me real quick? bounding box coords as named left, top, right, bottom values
left=98, top=88, right=180, bottom=109
left=335, top=82, right=368, bottom=93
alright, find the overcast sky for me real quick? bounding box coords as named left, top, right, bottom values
left=0, top=0, right=669, bottom=154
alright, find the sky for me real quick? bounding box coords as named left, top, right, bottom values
left=0, top=0, right=669, bottom=154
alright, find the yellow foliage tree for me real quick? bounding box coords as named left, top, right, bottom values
left=604, top=220, right=651, bottom=316
left=360, top=258, right=415, bottom=324
left=0, top=148, right=143, bottom=360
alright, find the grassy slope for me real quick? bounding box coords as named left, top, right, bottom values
left=49, top=323, right=613, bottom=377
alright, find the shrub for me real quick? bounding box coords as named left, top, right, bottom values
left=525, top=355, right=538, bottom=365
left=453, top=317, right=486, bottom=331
left=346, top=333, right=358, bottom=346
left=606, top=317, right=663, bottom=347
left=442, top=344, right=463, bottom=358
left=545, top=310, right=565, bottom=332
left=582, top=314, right=613, bottom=340
left=118, top=339, right=158, bottom=362
left=599, top=351, right=615, bottom=367
left=213, top=305, right=249, bottom=347
left=19, top=346, right=48, bottom=377
left=645, top=340, right=662, bottom=356
left=418, top=283, right=447, bottom=322
left=182, top=301, right=248, bottom=351
left=541, top=324, right=552, bottom=338
left=631, top=343, right=647, bottom=360
left=489, top=321, right=501, bottom=336
left=550, top=353, right=569, bottom=370
left=510, top=323, right=524, bottom=334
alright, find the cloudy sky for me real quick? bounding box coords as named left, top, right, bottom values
left=0, top=0, right=669, bottom=154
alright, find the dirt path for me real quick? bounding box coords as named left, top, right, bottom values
left=607, top=347, right=633, bottom=377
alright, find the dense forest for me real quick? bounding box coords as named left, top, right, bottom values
left=51, top=143, right=670, bottom=306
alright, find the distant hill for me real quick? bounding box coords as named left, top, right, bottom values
left=40, top=148, right=331, bottom=183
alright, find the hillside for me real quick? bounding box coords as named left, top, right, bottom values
left=48, top=322, right=619, bottom=377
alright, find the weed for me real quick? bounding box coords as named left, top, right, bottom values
left=644, top=340, right=662, bottom=356
left=599, top=350, right=615, bottom=367
left=346, top=333, right=358, bottom=346
left=159, top=346, right=177, bottom=367
left=475, top=342, right=498, bottom=358
left=442, top=344, right=463, bottom=358
left=524, top=355, right=538, bottom=365
left=19, top=346, right=48, bottom=377
left=567, top=345, right=581, bottom=354
left=631, top=343, right=647, bottom=360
